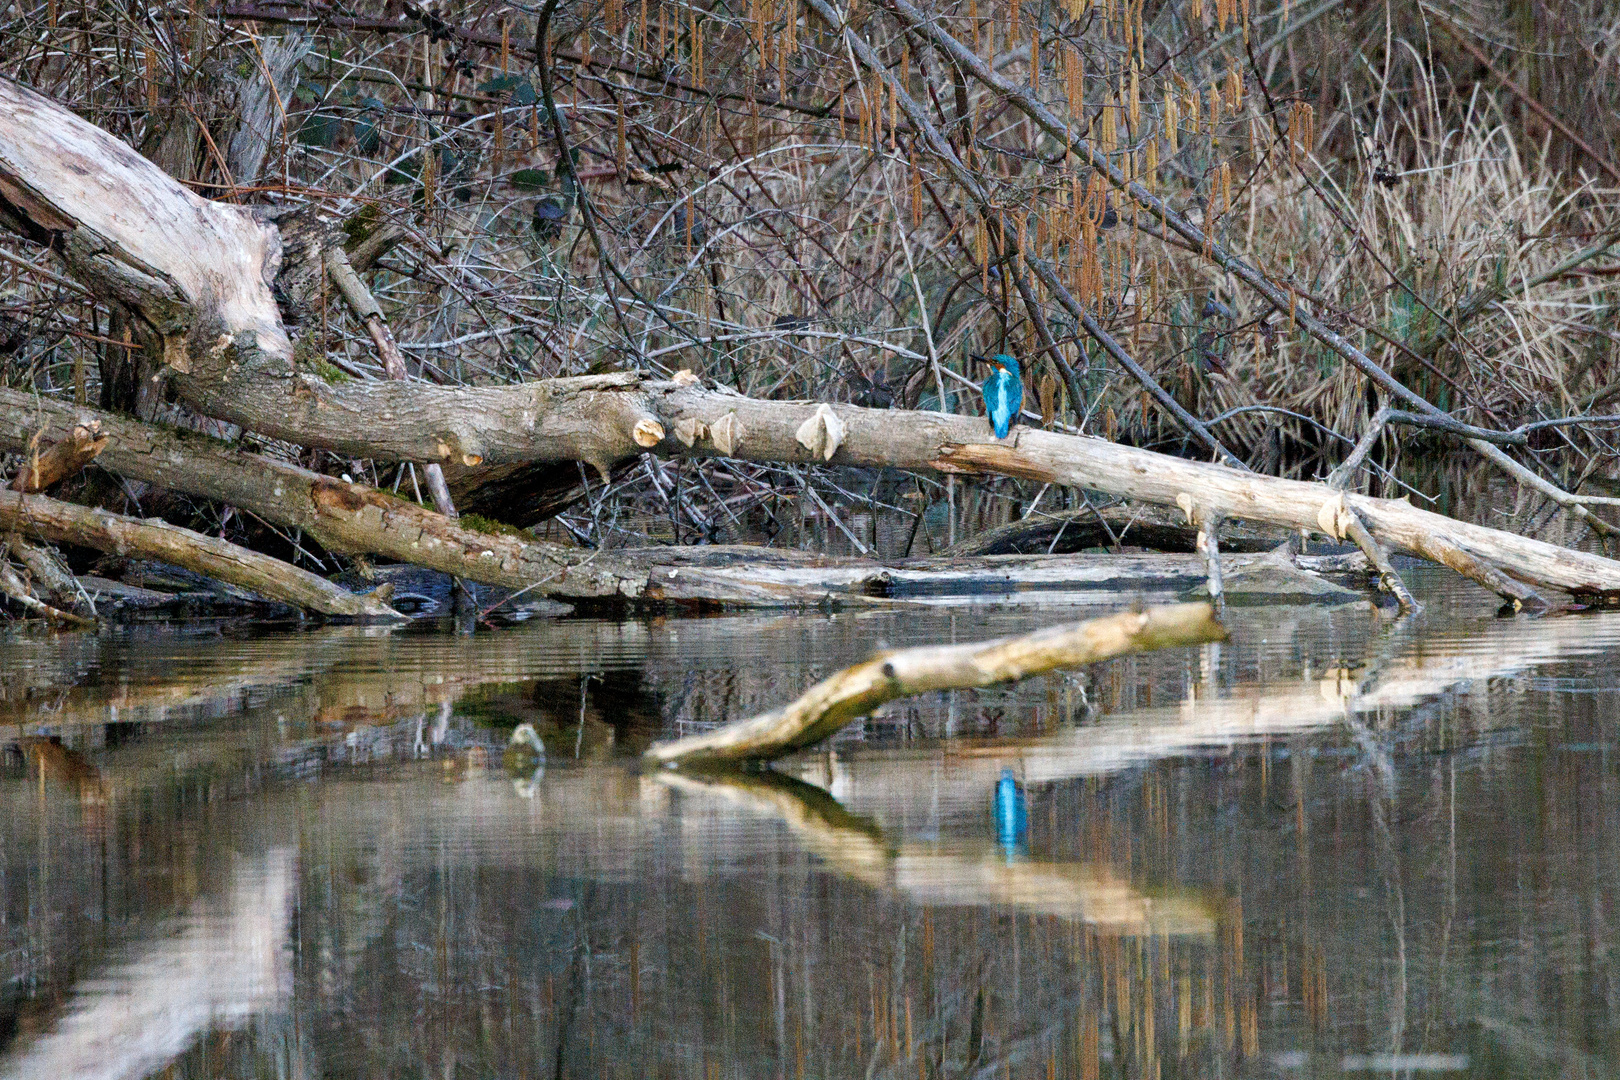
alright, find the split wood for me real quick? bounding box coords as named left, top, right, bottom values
left=7, top=423, right=107, bottom=492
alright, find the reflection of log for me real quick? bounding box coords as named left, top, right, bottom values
left=657, top=770, right=1215, bottom=934
left=0, top=619, right=664, bottom=730
left=646, top=603, right=1226, bottom=765
left=0, top=849, right=294, bottom=1080
left=16, top=738, right=106, bottom=805
left=4, top=77, right=1618, bottom=605
left=786, top=609, right=1620, bottom=820
left=0, top=489, right=402, bottom=620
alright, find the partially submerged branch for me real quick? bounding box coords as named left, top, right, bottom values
left=645, top=603, right=1226, bottom=766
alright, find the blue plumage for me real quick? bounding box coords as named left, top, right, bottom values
left=994, top=768, right=1028, bottom=857
left=976, top=353, right=1023, bottom=439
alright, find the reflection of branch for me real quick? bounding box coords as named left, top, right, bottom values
left=658, top=771, right=1215, bottom=935
left=0, top=849, right=295, bottom=1080
left=646, top=603, right=1225, bottom=765
left=787, top=609, right=1620, bottom=805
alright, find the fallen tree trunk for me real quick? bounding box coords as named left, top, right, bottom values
left=0, top=391, right=1358, bottom=609
left=645, top=602, right=1226, bottom=766
left=0, top=489, right=403, bottom=620
left=0, top=388, right=871, bottom=608
left=5, top=76, right=1620, bottom=604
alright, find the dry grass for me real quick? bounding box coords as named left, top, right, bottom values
left=4, top=0, right=1620, bottom=553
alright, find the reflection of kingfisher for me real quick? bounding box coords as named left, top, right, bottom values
left=995, top=768, right=1028, bottom=858
left=972, top=353, right=1023, bottom=439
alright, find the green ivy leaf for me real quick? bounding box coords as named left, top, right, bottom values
left=477, top=74, right=525, bottom=93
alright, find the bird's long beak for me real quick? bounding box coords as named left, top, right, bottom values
left=969, top=353, right=1003, bottom=371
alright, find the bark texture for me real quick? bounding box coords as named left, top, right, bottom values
left=0, top=390, right=824, bottom=606
left=0, top=489, right=403, bottom=618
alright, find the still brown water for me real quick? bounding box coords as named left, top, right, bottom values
left=2, top=571, right=1617, bottom=1079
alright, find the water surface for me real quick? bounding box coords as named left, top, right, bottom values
left=2, top=572, right=1617, bottom=1078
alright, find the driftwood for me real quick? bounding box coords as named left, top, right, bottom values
left=645, top=603, right=1226, bottom=766
left=0, top=390, right=1361, bottom=609
left=0, top=556, right=95, bottom=626
left=4, top=76, right=1620, bottom=608
left=0, top=489, right=402, bottom=620
left=0, top=389, right=848, bottom=608
left=6, top=537, right=96, bottom=618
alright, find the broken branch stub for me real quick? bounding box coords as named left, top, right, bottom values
left=644, top=603, right=1227, bottom=766
left=8, top=423, right=107, bottom=492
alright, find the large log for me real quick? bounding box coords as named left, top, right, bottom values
left=0, top=389, right=875, bottom=608
left=5, top=76, right=1620, bottom=602
left=0, top=391, right=1358, bottom=609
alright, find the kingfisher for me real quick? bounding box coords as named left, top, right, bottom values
left=994, top=768, right=1028, bottom=858
left=973, top=353, right=1023, bottom=439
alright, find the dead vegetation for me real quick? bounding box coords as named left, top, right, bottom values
left=4, top=0, right=1620, bottom=618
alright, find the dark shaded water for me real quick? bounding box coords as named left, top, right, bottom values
left=2, top=572, right=1618, bottom=1078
